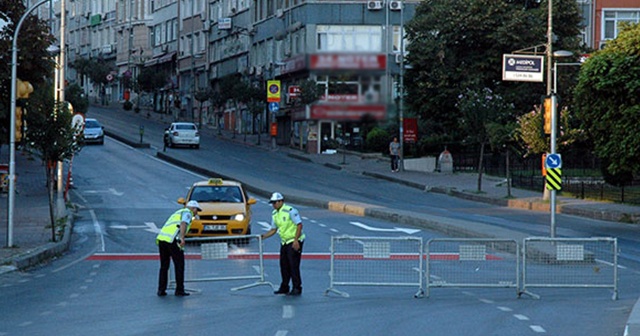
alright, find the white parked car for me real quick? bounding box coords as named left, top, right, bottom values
left=83, top=118, right=104, bottom=145
left=163, top=122, right=200, bottom=149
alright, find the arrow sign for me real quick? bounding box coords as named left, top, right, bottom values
left=545, top=153, right=562, bottom=169
left=349, top=221, right=420, bottom=235
left=109, top=222, right=159, bottom=233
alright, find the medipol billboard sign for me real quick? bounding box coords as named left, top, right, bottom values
left=502, top=54, right=545, bottom=82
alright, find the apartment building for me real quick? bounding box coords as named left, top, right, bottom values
left=50, top=0, right=640, bottom=153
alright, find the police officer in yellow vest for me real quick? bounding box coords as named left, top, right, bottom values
left=262, top=192, right=305, bottom=296
left=156, top=200, right=201, bottom=297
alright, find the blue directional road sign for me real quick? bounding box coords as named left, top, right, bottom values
left=545, top=153, right=562, bottom=169
left=268, top=102, right=279, bottom=113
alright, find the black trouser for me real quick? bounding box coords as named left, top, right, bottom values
left=158, top=240, right=185, bottom=293
left=279, top=241, right=304, bottom=291
left=391, top=154, right=399, bottom=171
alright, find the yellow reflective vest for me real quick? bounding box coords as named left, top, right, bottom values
left=156, top=208, right=191, bottom=243
left=272, top=204, right=305, bottom=245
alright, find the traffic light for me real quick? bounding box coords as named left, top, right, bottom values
left=543, top=97, right=552, bottom=135
left=16, top=79, right=33, bottom=142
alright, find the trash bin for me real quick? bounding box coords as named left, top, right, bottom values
left=438, top=149, right=453, bottom=173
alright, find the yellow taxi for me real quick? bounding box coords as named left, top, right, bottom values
left=179, top=178, right=257, bottom=238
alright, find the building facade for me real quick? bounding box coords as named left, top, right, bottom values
left=50, top=0, right=640, bottom=153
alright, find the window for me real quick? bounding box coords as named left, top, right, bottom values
left=603, top=10, right=640, bottom=40
left=154, top=24, right=162, bottom=46
left=392, top=26, right=408, bottom=53
left=317, top=25, right=382, bottom=52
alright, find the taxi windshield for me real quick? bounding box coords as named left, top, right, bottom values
left=190, top=186, right=243, bottom=203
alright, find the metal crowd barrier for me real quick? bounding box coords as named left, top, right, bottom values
left=325, top=235, right=424, bottom=298
left=425, top=238, right=520, bottom=298
left=170, top=234, right=275, bottom=293
left=521, top=237, right=618, bottom=300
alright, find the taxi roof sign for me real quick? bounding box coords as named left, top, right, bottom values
left=208, top=178, right=224, bottom=185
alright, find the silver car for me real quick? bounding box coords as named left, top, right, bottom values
left=83, top=118, right=104, bottom=145
left=164, top=122, right=200, bottom=149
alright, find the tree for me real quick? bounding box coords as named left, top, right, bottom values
left=457, top=87, right=512, bottom=192
left=26, top=84, right=83, bottom=242
left=0, top=1, right=55, bottom=147
left=66, top=83, right=89, bottom=114
left=137, top=67, right=169, bottom=112
left=69, top=57, right=114, bottom=102
left=574, top=22, right=640, bottom=184
left=404, top=0, right=582, bottom=148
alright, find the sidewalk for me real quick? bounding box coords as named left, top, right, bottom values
left=0, top=147, right=72, bottom=273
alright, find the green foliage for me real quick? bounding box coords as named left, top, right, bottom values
left=366, top=127, right=390, bottom=154
left=69, top=57, right=114, bottom=86
left=25, top=83, right=83, bottom=163
left=0, top=1, right=56, bottom=146
left=574, top=22, right=640, bottom=178
left=65, top=83, right=89, bottom=114
left=298, top=79, right=324, bottom=105
left=404, top=0, right=583, bottom=146
left=516, top=107, right=547, bottom=156
left=457, top=87, right=513, bottom=145
left=137, top=67, right=169, bottom=93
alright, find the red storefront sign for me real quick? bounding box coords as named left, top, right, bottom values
left=309, top=104, right=386, bottom=121
left=309, top=54, right=386, bottom=70
left=403, top=118, right=418, bottom=143
left=288, top=85, right=301, bottom=97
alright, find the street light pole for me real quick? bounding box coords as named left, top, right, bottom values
left=7, top=0, right=50, bottom=247
left=545, top=0, right=557, bottom=237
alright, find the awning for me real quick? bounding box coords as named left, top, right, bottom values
left=144, top=51, right=177, bottom=67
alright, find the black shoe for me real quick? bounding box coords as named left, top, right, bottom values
left=175, top=291, right=190, bottom=297
left=288, top=288, right=302, bottom=296
left=274, top=288, right=289, bottom=295
left=157, top=291, right=167, bottom=297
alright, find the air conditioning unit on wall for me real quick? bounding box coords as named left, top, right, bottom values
left=389, top=0, right=402, bottom=11
left=367, top=1, right=383, bottom=10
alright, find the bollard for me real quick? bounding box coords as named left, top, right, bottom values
left=139, top=125, right=145, bottom=143
left=438, top=148, right=453, bottom=173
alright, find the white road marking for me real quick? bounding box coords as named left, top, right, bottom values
left=479, top=298, right=493, bottom=304
left=530, top=325, right=546, bottom=333
left=349, top=221, right=420, bottom=234
left=497, top=306, right=512, bottom=312
left=282, top=305, right=294, bottom=319
left=257, top=221, right=273, bottom=231
left=83, top=188, right=124, bottom=196
left=514, top=314, right=530, bottom=321
left=275, top=331, right=288, bottom=336
left=90, top=209, right=105, bottom=252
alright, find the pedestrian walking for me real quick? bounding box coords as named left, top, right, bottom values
left=389, top=136, right=401, bottom=172
left=261, top=192, right=305, bottom=296
left=156, top=200, right=202, bottom=297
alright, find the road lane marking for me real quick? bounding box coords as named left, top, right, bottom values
left=90, top=209, right=105, bottom=252
left=530, top=325, right=546, bottom=333
left=349, top=221, right=420, bottom=234
left=514, top=314, right=530, bottom=320
left=282, top=305, right=294, bottom=319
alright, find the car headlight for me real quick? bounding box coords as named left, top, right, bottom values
left=232, top=213, right=245, bottom=221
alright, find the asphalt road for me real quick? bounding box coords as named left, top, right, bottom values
left=0, top=129, right=632, bottom=335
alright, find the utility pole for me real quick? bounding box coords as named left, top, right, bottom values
left=546, top=0, right=557, bottom=237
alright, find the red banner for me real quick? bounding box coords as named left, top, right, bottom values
left=403, top=118, right=418, bottom=143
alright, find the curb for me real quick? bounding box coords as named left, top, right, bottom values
left=0, top=208, right=74, bottom=274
